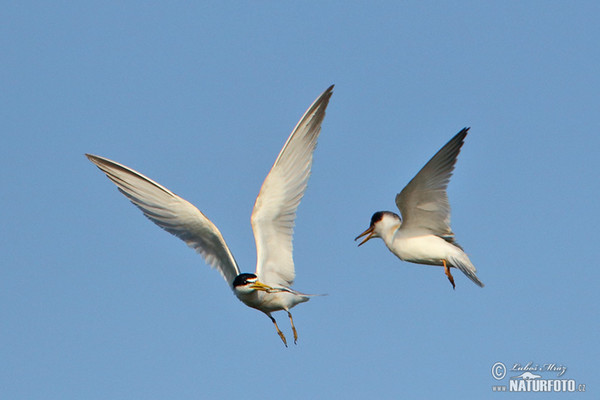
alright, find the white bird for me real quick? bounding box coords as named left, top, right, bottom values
left=355, top=128, right=484, bottom=288
left=87, top=85, right=333, bottom=346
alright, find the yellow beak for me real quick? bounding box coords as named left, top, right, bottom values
left=355, top=226, right=375, bottom=246
left=249, top=281, right=273, bottom=292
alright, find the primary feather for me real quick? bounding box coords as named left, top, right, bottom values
left=395, top=128, right=469, bottom=240
left=252, top=85, right=334, bottom=287
left=86, top=154, right=241, bottom=286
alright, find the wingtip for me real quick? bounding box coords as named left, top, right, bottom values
left=320, top=84, right=334, bottom=102
left=307, top=85, right=334, bottom=116
left=317, top=85, right=334, bottom=102
left=444, top=127, right=469, bottom=151
left=85, top=153, right=107, bottom=168
left=85, top=153, right=99, bottom=164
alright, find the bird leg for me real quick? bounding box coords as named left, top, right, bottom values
left=269, top=315, right=287, bottom=347
left=443, top=259, right=455, bottom=289
left=287, top=311, right=298, bottom=345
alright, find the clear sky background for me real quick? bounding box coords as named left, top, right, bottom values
left=2, top=2, right=598, bottom=399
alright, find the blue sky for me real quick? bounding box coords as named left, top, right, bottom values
left=2, top=1, right=598, bottom=398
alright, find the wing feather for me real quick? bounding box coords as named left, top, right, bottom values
left=251, top=86, right=334, bottom=287
left=86, top=154, right=241, bottom=287
left=394, top=128, right=469, bottom=238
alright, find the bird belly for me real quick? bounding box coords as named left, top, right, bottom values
left=388, top=234, right=456, bottom=266
left=238, top=290, right=308, bottom=313
left=262, top=290, right=309, bottom=312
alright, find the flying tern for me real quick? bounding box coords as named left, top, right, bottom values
left=87, top=85, right=333, bottom=345
left=355, top=128, right=484, bottom=288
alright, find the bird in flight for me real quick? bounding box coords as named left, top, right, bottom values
left=355, top=128, right=484, bottom=289
left=87, top=85, right=333, bottom=346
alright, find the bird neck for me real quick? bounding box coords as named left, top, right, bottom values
left=380, top=222, right=401, bottom=247
left=234, top=289, right=263, bottom=309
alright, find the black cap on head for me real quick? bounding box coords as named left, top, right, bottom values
left=370, top=211, right=400, bottom=226
left=232, top=273, right=257, bottom=287
left=370, top=211, right=386, bottom=226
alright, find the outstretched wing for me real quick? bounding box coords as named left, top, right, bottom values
left=87, top=154, right=241, bottom=287
left=251, top=85, right=334, bottom=287
left=395, top=128, right=469, bottom=239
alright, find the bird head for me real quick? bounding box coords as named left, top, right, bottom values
left=355, top=211, right=401, bottom=246
left=232, top=273, right=273, bottom=295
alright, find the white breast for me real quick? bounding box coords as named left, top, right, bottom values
left=387, top=232, right=458, bottom=266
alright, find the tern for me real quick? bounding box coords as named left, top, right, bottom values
left=87, top=85, right=333, bottom=346
left=355, top=128, right=484, bottom=288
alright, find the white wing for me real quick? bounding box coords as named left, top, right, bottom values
left=251, top=85, right=334, bottom=287
left=86, top=154, right=241, bottom=287
left=395, top=128, right=468, bottom=239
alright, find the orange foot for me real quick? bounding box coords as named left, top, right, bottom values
left=443, top=259, right=455, bottom=289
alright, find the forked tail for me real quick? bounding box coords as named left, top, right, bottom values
left=448, top=253, right=485, bottom=287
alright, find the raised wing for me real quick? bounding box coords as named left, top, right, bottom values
left=394, top=128, right=469, bottom=238
left=86, top=154, right=241, bottom=287
left=251, top=85, right=334, bottom=287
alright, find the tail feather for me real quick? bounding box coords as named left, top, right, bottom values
left=448, top=254, right=484, bottom=287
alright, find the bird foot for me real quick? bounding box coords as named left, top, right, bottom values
left=288, top=311, right=298, bottom=345
left=278, top=331, right=288, bottom=347
left=270, top=316, right=288, bottom=347
left=292, top=327, right=298, bottom=345
left=443, top=260, right=456, bottom=290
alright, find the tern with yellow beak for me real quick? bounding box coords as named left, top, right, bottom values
left=355, top=128, right=484, bottom=289
left=87, top=85, right=333, bottom=346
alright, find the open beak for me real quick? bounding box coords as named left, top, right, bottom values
left=249, top=281, right=274, bottom=292
left=355, top=226, right=375, bottom=246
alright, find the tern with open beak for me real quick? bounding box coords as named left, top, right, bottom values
left=355, top=128, right=484, bottom=289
